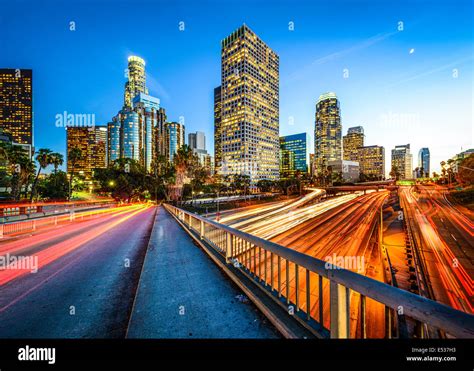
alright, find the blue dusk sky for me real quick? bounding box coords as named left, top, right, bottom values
left=0, top=0, right=472, bottom=174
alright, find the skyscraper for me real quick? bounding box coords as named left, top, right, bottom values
left=279, top=133, right=308, bottom=178
left=309, top=153, right=315, bottom=178
left=314, top=92, right=341, bottom=175
left=357, top=145, right=385, bottom=180
left=110, top=58, right=162, bottom=172
left=343, top=126, right=364, bottom=161
left=219, top=25, right=280, bottom=183
left=121, top=108, right=140, bottom=160
left=418, top=148, right=430, bottom=178
left=153, top=107, right=167, bottom=162
left=279, top=149, right=295, bottom=179
left=124, top=56, right=148, bottom=108
left=133, top=93, right=160, bottom=172
left=0, top=69, right=33, bottom=146
left=165, top=121, right=185, bottom=162
left=391, top=144, right=413, bottom=180
left=188, top=131, right=206, bottom=151
left=213, top=86, right=222, bottom=173
left=66, top=126, right=107, bottom=181
left=92, top=127, right=107, bottom=171
left=107, top=117, right=121, bottom=165
left=189, top=131, right=211, bottom=171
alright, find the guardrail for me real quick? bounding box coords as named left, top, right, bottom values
left=164, top=203, right=474, bottom=339
left=0, top=203, right=118, bottom=238
left=0, top=200, right=116, bottom=219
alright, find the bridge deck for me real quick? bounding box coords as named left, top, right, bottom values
left=126, top=206, right=279, bottom=338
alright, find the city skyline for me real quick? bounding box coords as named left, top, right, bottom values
left=0, top=0, right=472, bottom=176
left=0, top=0, right=473, bottom=354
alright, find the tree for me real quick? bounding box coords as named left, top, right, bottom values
left=389, top=165, right=400, bottom=181
left=171, top=145, right=198, bottom=201
left=30, top=148, right=53, bottom=202
left=457, top=154, right=474, bottom=185
left=149, top=154, right=174, bottom=201
left=257, top=179, right=275, bottom=192
left=234, top=174, right=251, bottom=198
left=94, top=158, right=147, bottom=202
left=36, top=170, right=69, bottom=200
left=68, top=147, right=82, bottom=200
left=2, top=144, right=35, bottom=200
left=50, top=152, right=64, bottom=175
left=50, top=152, right=64, bottom=187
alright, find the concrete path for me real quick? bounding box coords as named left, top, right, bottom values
left=126, top=206, right=279, bottom=339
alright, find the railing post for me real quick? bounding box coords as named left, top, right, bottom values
left=225, top=232, right=233, bottom=263
left=200, top=219, right=204, bottom=239
left=330, top=281, right=349, bottom=338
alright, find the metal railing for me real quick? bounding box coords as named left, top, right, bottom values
left=0, top=203, right=118, bottom=238
left=0, top=200, right=117, bottom=221
left=164, top=203, right=474, bottom=339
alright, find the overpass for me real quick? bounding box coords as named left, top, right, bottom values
left=324, top=184, right=397, bottom=196
left=162, top=203, right=474, bottom=339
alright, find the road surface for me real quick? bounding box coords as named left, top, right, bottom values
left=399, top=186, right=473, bottom=314
left=0, top=204, right=155, bottom=338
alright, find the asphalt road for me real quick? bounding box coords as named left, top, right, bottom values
left=399, top=186, right=473, bottom=314
left=0, top=205, right=156, bottom=338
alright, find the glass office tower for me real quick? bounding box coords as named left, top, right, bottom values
left=165, top=121, right=185, bottom=162
left=315, top=92, right=341, bottom=175
left=107, top=117, right=121, bottom=165
left=124, top=56, right=148, bottom=108
left=418, top=147, right=430, bottom=178
left=280, top=133, right=308, bottom=178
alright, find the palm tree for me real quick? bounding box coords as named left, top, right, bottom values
left=30, top=148, right=53, bottom=202
left=68, top=147, right=83, bottom=200
left=4, top=144, right=35, bottom=200
left=50, top=152, right=64, bottom=188
left=172, top=145, right=197, bottom=200
left=50, top=152, right=64, bottom=175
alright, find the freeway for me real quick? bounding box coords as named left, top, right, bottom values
left=417, top=185, right=474, bottom=276
left=0, top=204, right=156, bottom=338
left=399, top=186, right=473, bottom=314
left=219, top=188, right=326, bottom=226
left=270, top=191, right=388, bottom=338
left=225, top=190, right=389, bottom=337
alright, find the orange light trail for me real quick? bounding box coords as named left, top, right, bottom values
left=0, top=204, right=151, bottom=286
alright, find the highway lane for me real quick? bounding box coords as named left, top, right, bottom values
left=416, top=185, right=474, bottom=279
left=230, top=191, right=389, bottom=337
left=0, top=205, right=156, bottom=338
left=219, top=188, right=326, bottom=227
left=271, top=191, right=387, bottom=338
left=400, top=187, right=473, bottom=314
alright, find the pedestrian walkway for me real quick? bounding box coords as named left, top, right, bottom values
left=126, top=206, right=279, bottom=338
